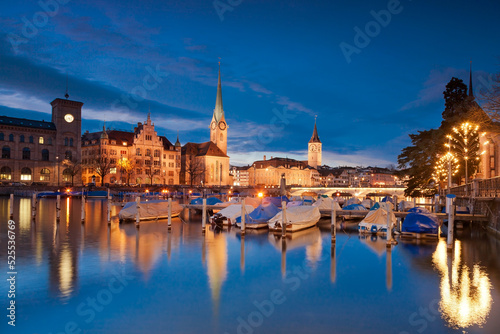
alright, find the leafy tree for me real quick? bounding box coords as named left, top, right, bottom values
left=117, top=155, right=135, bottom=186
left=398, top=128, right=444, bottom=197
left=442, top=77, right=468, bottom=122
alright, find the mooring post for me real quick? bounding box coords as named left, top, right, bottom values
left=56, top=194, right=61, bottom=221
left=9, top=193, right=14, bottom=218
left=331, top=200, right=336, bottom=243
left=202, top=198, right=206, bottom=234
left=413, top=197, right=417, bottom=208
left=446, top=194, right=456, bottom=250
left=241, top=197, right=246, bottom=236
left=81, top=195, right=86, bottom=223
left=135, top=196, right=140, bottom=228
left=107, top=193, right=111, bottom=224
left=281, top=238, right=287, bottom=278
left=386, top=203, right=392, bottom=248
left=168, top=197, right=172, bottom=231
left=32, top=192, right=37, bottom=220
left=434, top=194, right=439, bottom=213
left=281, top=201, right=287, bottom=237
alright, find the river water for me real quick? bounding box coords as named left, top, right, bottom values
left=1, top=197, right=499, bottom=333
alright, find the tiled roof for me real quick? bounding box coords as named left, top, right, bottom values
left=0, top=116, right=56, bottom=130
left=182, top=141, right=228, bottom=158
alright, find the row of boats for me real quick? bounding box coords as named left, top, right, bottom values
left=116, top=194, right=440, bottom=237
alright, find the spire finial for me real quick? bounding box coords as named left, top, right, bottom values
left=65, top=72, right=69, bottom=99
left=469, top=60, right=474, bottom=98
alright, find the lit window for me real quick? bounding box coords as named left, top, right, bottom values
left=39, top=137, right=44, bottom=144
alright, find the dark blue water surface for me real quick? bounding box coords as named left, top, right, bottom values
left=1, top=197, right=500, bottom=334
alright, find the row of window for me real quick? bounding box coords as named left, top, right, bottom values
left=0, top=146, right=72, bottom=161
left=0, top=167, right=72, bottom=182
left=0, top=133, right=52, bottom=145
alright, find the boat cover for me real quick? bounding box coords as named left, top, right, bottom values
left=345, top=197, right=361, bottom=206
left=189, top=197, right=223, bottom=205
left=402, top=208, right=439, bottom=234
left=287, top=200, right=304, bottom=207
left=398, top=200, right=415, bottom=212
left=268, top=206, right=321, bottom=226
left=262, top=196, right=289, bottom=207
left=313, top=197, right=341, bottom=210
left=213, top=204, right=255, bottom=221
left=361, top=204, right=396, bottom=226
left=343, top=203, right=366, bottom=211
left=118, top=200, right=183, bottom=220
left=361, top=199, right=373, bottom=209
left=236, top=203, right=280, bottom=224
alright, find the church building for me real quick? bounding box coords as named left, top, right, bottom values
left=180, top=63, right=231, bottom=186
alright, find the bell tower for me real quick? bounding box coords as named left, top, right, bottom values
left=308, top=117, right=322, bottom=168
left=209, top=61, right=228, bottom=155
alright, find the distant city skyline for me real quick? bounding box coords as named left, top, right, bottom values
left=1, top=0, right=500, bottom=167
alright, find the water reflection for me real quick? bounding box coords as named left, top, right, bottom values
left=432, top=239, right=492, bottom=328
left=205, top=229, right=228, bottom=313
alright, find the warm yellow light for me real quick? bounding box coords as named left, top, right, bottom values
left=145, top=189, right=150, bottom=193
left=66, top=188, right=71, bottom=193
left=258, top=192, right=263, bottom=198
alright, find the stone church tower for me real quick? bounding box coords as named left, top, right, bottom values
left=209, top=62, right=228, bottom=155
left=308, top=118, right=322, bottom=168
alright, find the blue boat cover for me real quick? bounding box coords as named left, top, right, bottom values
left=441, top=206, right=470, bottom=214
left=262, top=196, right=289, bottom=208
left=408, top=207, right=430, bottom=214
left=402, top=210, right=439, bottom=234
left=343, top=204, right=365, bottom=210
left=236, top=203, right=280, bottom=224
left=370, top=202, right=381, bottom=211
left=381, top=196, right=393, bottom=203
left=189, top=197, right=223, bottom=205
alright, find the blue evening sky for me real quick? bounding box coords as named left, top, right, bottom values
left=1, top=0, right=499, bottom=166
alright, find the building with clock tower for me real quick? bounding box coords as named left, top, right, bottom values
left=308, top=119, right=322, bottom=169
left=210, top=63, right=228, bottom=155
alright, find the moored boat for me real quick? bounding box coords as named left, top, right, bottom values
left=118, top=199, right=183, bottom=222
left=268, top=206, right=321, bottom=232
left=358, top=202, right=396, bottom=235
left=209, top=204, right=255, bottom=226
left=235, top=203, right=280, bottom=229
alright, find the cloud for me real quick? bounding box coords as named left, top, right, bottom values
left=275, top=95, right=314, bottom=115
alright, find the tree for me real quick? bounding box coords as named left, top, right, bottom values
left=89, top=156, right=112, bottom=187
left=62, top=159, right=81, bottom=186
left=117, top=155, right=135, bottom=186
left=442, top=77, right=468, bottom=122
left=185, top=157, right=206, bottom=186
left=398, top=128, right=444, bottom=197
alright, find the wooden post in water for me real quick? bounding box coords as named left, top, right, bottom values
left=81, top=195, right=85, bottom=223
left=393, top=195, right=398, bottom=212
left=202, top=198, right=206, bottom=234
left=56, top=194, right=61, bottom=221
left=434, top=194, right=440, bottom=213
left=386, top=203, right=392, bottom=248
left=281, top=238, right=287, bottom=278
left=9, top=194, right=14, bottom=218
left=281, top=201, right=287, bottom=237
left=167, top=198, right=172, bottom=231
left=32, top=193, right=37, bottom=221
left=240, top=197, right=246, bottom=236
left=107, top=193, right=111, bottom=224
left=241, top=197, right=246, bottom=236
left=446, top=194, right=456, bottom=250
left=135, top=196, right=140, bottom=228
left=331, top=200, right=336, bottom=243
left=330, top=242, right=336, bottom=284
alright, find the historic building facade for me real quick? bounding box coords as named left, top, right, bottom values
left=308, top=119, right=322, bottom=168
left=81, top=114, right=181, bottom=186
left=180, top=64, right=231, bottom=186
left=0, top=98, right=83, bottom=186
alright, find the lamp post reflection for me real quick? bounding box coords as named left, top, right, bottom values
left=432, top=239, right=492, bottom=329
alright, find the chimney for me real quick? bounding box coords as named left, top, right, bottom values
left=271, top=156, right=273, bottom=159
left=263, top=155, right=266, bottom=161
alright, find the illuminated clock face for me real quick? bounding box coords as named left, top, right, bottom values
left=211, top=121, right=217, bottom=130
left=218, top=121, right=226, bottom=130
left=310, top=144, right=317, bottom=152
left=64, top=114, right=74, bottom=123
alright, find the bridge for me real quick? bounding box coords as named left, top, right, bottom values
left=290, top=187, right=407, bottom=200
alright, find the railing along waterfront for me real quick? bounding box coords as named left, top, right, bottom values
left=449, top=176, right=500, bottom=198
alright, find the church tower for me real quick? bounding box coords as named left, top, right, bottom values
left=308, top=118, right=322, bottom=168
left=210, top=62, right=228, bottom=155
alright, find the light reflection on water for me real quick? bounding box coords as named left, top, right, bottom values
left=432, top=239, right=492, bottom=329
left=0, top=197, right=499, bottom=334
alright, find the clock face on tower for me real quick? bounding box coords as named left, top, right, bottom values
left=310, top=144, right=317, bottom=152
left=211, top=121, right=217, bottom=130
left=218, top=121, right=226, bottom=130
left=64, top=114, right=74, bottom=123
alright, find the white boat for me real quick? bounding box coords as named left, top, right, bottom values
left=358, top=202, right=396, bottom=235
left=118, top=200, right=183, bottom=221
left=313, top=197, right=341, bottom=211
left=268, top=206, right=321, bottom=232
left=209, top=204, right=255, bottom=226
left=235, top=203, right=280, bottom=229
